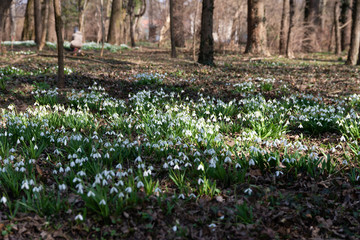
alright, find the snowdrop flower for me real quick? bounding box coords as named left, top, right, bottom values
left=197, top=164, right=204, bottom=171
left=208, top=223, right=216, bottom=228
left=249, top=159, right=255, bottom=166
left=58, top=184, right=67, bottom=191
left=75, top=214, right=83, bottom=221
left=340, top=136, right=346, bottom=142
left=178, top=194, right=185, bottom=199
left=110, top=187, right=118, bottom=194
left=99, top=199, right=106, bottom=205
left=1, top=196, right=7, bottom=205
left=244, top=188, right=252, bottom=195
left=125, top=187, right=132, bottom=194
left=87, top=191, right=96, bottom=197
left=137, top=181, right=144, bottom=188
left=198, top=178, right=204, bottom=185
left=235, top=163, right=241, bottom=168
left=342, top=160, right=348, bottom=165
left=275, top=171, right=283, bottom=177
left=172, top=225, right=177, bottom=232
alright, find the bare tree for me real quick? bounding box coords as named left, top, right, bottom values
left=34, top=0, right=42, bottom=46
left=279, top=0, right=288, bottom=54
left=334, top=1, right=341, bottom=55
left=0, top=0, right=12, bottom=53
left=286, top=0, right=295, bottom=58
left=340, top=0, right=352, bottom=51
left=198, top=0, right=214, bottom=65
left=22, top=0, right=35, bottom=40
left=346, top=0, right=360, bottom=65
left=53, top=0, right=64, bottom=87
left=78, top=0, right=90, bottom=34
left=192, top=0, right=200, bottom=61
left=245, top=0, right=269, bottom=55
left=108, top=0, right=123, bottom=44
left=39, top=0, right=50, bottom=51
left=127, top=0, right=146, bottom=47
left=170, top=0, right=176, bottom=57
left=173, top=0, right=185, bottom=47
left=10, top=1, right=16, bottom=43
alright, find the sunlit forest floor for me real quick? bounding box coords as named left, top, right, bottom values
left=0, top=45, right=359, bottom=239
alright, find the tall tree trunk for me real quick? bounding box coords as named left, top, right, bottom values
left=198, top=0, right=214, bottom=65
left=22, top=0, right=35, bottom=40
left=108, top=0, right=123, bottom=44
left=286, top=0, right=295, bottom=58
left=230, top=9, right=241, bottom=45
left=173, top=0, right=185, bottom=47
left=245, top=0, right=269, bottom=55
left=346, top=0, right=360, bottom=65
left=10, top=1, right=16, bottom=42
left=100, top=0, right=105, bottom=56
left=78, top=0, right=89, bottom=32
left=279, top=0, right=288, bottom=55
left=34, top=0, right=42, bottom=46
left=47, top=0, right=56, bottom=42
left=0, top=0, right=12, bottom=53
left=53, top=0, right=64, bottom=87
left=159, top=15, right=170, bottom=46
left=170, top=0, right=176, bottom=57
left=192, top=0, right=200, bottom=61
left=39, top=0, right=50, bottom=51
left=303, top=0, right=321, bottom=52
left=340, top=0, right=352, bottom=51
left=334, top=1, right=342, bottom=55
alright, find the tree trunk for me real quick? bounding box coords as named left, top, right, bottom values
left=159, top=15, right=170, bottom=46
left=47, top=0, right=56, bottom=42
left=170, top=0, right=176, bottom=58
left=10, top=1, right=16, bottom=42
left=108, top=0, right=123, bottom=44
left=173, top=0, right=185, bottom=47
left=245, top=0, right=269, bottom=55
left=279, top=0, right=288, bottom=55
left=39, top=0, right=50, bottom=51
left=34, top=0, right=42, bottom=46
left=340, top=0, right=352, bottom=51
left=22, top=0, right=35, bottom=40
left=53, top=0, right=64, bottom=87
left=334, top=1, right=341, bottom=55
left=78, top=0, right=89, bottom=33
left=303, top=0, right=321, bottom=52
left=286, top=0, right=295, bottom=58
left=192, top=0, right=200, bottom=61
left=198, top=0, right=214, bottom=65
left=230, top=9, right=241, bottom=45
left=346, top=0, right=360, bottom=65
left=100, top=0, right=105, bottom=56
left=0, top=0, right=12, bottom=53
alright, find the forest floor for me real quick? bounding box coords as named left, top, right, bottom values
left=0, top=45, right=360, bottom=240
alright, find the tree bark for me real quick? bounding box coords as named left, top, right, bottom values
left=10, top=1, right=16, bottom=42
left=173, top=0, right=185, bottom=47
left=53, top=0, right=64, bottom=87
left=39, top=0, right=50, bottom=51
left=0, top=0, right=12, bottom=52
left=230, top=9, right=241, bottom=45
left=108, top=0, right=123, bottom=44
left=34, top=0, right=42, bottom=46
left=334, top=1, right=342, bottom=55
left=286, top=0, right=295, bottom=58
left=22, top=0, right=35, bottom=40
left=47, top=0, right=56, bottom=42
left=303, top=0, right=321, bottom=52
left=100, top=0, right=105, bottom=56
left=279, top=0, right=288, bottom=55
left=245, top=0, right=269, bottom=55
left=340, top=0, right=352, bottom=51
left=192, top=0, right=200, bottom=61
left=170, top=0, right=176, bottom=58
left=78, top=0, right=89, bottom=35
left=198, top=0, right=214, bottom=65
left=346, top=0, right=360, bottom=65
